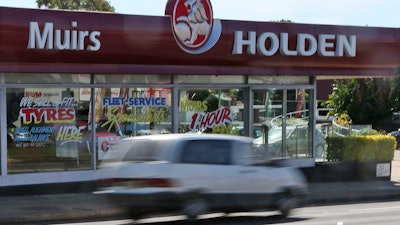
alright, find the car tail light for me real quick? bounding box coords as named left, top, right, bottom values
left=98, top=178, right=177, bottom=188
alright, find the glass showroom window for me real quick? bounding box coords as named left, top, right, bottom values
left=252, top=89, right=314, bottom=159
left=7, top=87, right=91, bottom=174
left=95, top=87, right=172, bottom=137
left=178, top=89, right=244, bottom=135
left=93, top=87, right=172, bottom=163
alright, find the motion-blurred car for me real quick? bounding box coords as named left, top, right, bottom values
left=388, top=130, right=400, bottom=148
left=7, top=123, right=31, bottom=144
left=79, top=120, right=125, bottom=153
left=237, top=126, right=264, bottom=138
left=95, top=134, right=309, bottom=220
left=316, top=108, right=335, bottom=123
left=253, top=125, right=326, bottom=158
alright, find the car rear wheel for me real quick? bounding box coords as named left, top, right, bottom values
left=182, top=198, right=208, bottom=220
left=127, top=207, right=145, bottom=220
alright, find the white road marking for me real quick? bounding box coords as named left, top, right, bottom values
left=349, top=206, right=400, bottom=212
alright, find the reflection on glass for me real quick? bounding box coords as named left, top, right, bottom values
left=1, top=73, right=91, bottom=84
left=178, top=89, right=244, bottom=135
left=178, top=75, right=245, bottom=84
left=7, top=87, right=92, bottom=174
left=94, top=74, right=172, bottom=84
left=248, top=76, right=310, bottom=85
left=96, top=87, right=172, bottom=138
left=6, top=87, right=172, bottom=174
left=252, top=89, right=313, bottom=159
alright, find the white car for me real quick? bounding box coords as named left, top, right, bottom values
left=95, top=134, right=309, bottom=220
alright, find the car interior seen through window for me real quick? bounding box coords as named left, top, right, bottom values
left=181, top=140, right=231, bottom=165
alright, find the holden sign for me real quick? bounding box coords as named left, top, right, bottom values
left=233, top=31, right=357, bottom=57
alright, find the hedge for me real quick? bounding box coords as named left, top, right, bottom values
left=326, top=135, right=396, bottom=162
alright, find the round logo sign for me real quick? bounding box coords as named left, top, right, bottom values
left=170, top=0, right=221, bottom=54
left=101, top=141, right=109, bottom=152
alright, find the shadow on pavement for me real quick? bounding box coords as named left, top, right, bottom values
left=30, top=214, right=310, bottom=225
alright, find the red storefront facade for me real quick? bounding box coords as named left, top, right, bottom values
left=0, top=1, right=399, bottom=186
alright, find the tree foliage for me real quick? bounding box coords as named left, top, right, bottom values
left=36, top=0, right=115, bottom=12
left=391, top=68, right=400, bottom=112
left=269, top=19, right=294, bottom=23
left=324, top=77, right=397, bottom=127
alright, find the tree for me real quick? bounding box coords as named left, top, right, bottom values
left=324, top=77, right=396, bottom=128
left=36, top=0, right=115, bottom=12
left=390, top=68, right=400, bottom=112
left=270, top=19, right=294, bottom=23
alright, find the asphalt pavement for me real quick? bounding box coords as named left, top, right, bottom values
left=1, top=150, right=399, bottom=224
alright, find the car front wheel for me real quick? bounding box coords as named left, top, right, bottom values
left=277, top=196, right=299, bottom=218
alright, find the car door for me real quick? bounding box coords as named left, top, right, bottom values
left=170, top=139, right=243, bottom=193
left=171, top=139, right=284, bottom=194
left=230, top=142, right=286, bottom=194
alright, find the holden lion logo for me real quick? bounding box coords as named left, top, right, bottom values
left=171, top=0, right=221, bottom=54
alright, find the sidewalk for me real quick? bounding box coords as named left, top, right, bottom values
left=392, top=149, right=400, bottom=182
left=0, top=150, right=399, bottom=224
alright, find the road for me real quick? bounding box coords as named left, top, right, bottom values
left=27, top=200, right=400, bottom=225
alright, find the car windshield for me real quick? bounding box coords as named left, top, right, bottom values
left=269, top=127, right=293, bottom=139
left=262, top=126, right=297, bottom=142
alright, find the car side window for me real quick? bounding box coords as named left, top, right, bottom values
left=122, top=140, right=159, bottom=162
left=180, top=140, right=231, bottom=165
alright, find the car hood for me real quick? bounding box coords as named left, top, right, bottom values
left=253, top=136, right=282, bottom=145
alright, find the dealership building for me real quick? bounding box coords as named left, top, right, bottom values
left=0, top=0, right=399, bottom=187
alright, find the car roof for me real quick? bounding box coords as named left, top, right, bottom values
left=120, top=133, right=254, bottom=143
left=102, top=134, right=255, bottom=163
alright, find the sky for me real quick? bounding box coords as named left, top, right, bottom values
left=0, top=0, right=399, bottom=28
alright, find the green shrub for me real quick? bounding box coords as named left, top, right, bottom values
left=326, top=135, right=396, bottom=162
